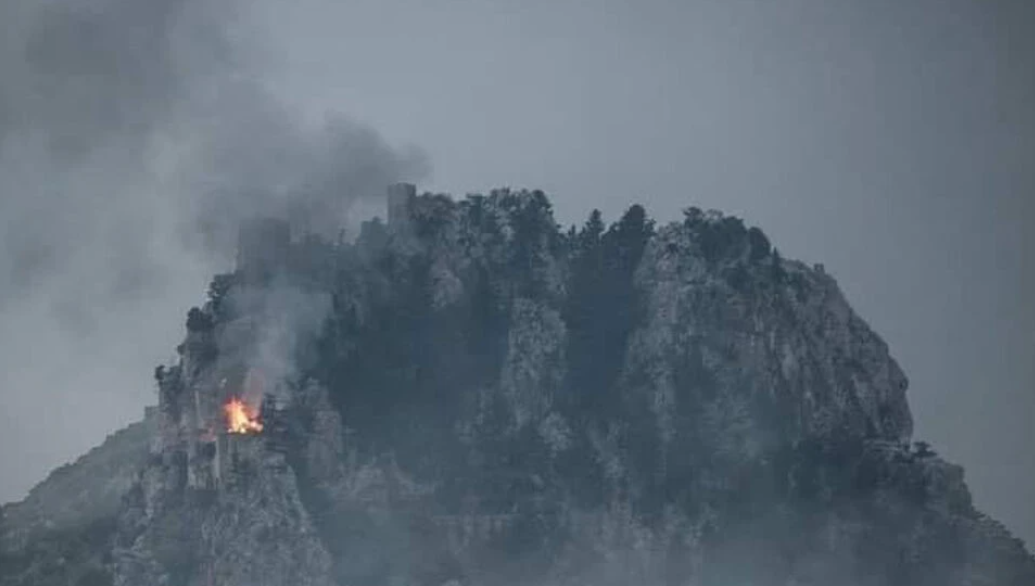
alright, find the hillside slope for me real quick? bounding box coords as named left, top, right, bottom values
left=0, top=415, right=154, bottom=586
left=3, top=186, right=1032, bottom=586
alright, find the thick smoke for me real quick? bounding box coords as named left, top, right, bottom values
left=223, top=279, right=333, bottom=408
left=0, top=0, right=427, bottom=503
left=0, top=0, right=427, bottom=294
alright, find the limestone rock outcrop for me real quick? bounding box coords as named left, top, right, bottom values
left=2, top=186, right=1031, bottom=586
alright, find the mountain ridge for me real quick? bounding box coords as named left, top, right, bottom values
left=2, top=186, right=1032, bottom=586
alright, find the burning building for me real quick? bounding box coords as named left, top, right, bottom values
left=155, top=218, right=293, bottom=489
left=224, top=396, right=263, bottom=435
left=159, top=188, right=420, bottom=490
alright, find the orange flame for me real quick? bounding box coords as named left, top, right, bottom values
left=224, top=396, right=263, bottom=434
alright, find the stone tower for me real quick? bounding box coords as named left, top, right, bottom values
left=387, top=182, right=417, bottom=228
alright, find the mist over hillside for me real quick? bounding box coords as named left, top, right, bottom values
left=2, top=187, right=1031, bottom=586
left=2, top=0, right=1033, bottom=554
left=1, top=1, right=1032, bottom=584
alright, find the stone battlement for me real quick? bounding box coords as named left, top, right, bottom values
left=387, top=182, right=417, bottom=227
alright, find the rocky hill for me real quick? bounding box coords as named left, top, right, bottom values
left=0, top=416, right=155, bottom=585
left=2, top=185, right=1032, bottom=586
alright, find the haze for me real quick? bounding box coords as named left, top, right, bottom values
left=1, top=0, right=1032, bottom=550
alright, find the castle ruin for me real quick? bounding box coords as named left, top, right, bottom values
left=387, top=182, right=417, bottom=229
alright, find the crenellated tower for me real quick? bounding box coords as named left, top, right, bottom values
left=387, top=182, right=416, bottom=229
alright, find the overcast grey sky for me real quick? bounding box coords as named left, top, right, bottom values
left=1, top=0, right=1032, bottom=548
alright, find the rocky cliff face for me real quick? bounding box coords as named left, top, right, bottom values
left=2, top=187, right=1032, bottom=586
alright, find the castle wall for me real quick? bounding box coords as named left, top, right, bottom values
left=387, top=182, right=416, bottom=228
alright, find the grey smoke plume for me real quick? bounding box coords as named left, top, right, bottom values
left=0, top=0, right=427, bottom=503
left=223, top=279, right=333, bottom=407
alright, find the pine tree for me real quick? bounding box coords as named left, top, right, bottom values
left=564, top=205, right=655, bottom=418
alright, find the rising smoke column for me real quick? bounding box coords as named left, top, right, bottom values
left=0, top=0, right=428, bottom=503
